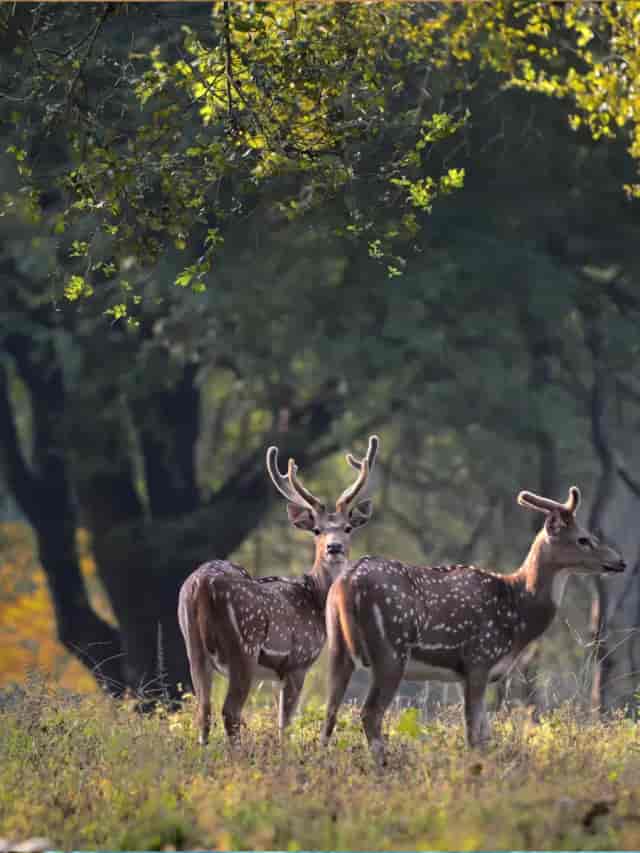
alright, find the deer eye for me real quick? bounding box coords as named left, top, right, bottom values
left=578, top=537, right=592, bottom=548
left=344, top=524, right=353, bottom=534
left=312, top=527, right=321, bottom=536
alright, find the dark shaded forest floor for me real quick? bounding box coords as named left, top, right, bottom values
left=1, top=677, right=640, bottom=851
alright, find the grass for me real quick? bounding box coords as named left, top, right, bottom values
left=1, top=676, right=640, bottom=851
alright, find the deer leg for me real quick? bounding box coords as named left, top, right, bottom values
left=321, top=639, right=355, bottom=746
left=279, top=669, right=306, bottom=739
left=194, top=659, right=214, bottom=746
left=463, top=667, right=490, bottom=748
left=184, top=638, right=214, bottom=746
left=179, top=590, right=215, bottom=746
left=361, top=656, right=405, bottom=768
left=222, top=661, right=255, bottom=744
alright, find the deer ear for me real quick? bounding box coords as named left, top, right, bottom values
left=286, top=504, right=316, bottom=531
left=349, top=499, right=373, bottom=529
left=545, top=510, right=571, bottom=538
left=566, top=485, right=581, bottom=514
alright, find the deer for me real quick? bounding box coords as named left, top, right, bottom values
left=177, top=435, right=379, bottom=746
left=321, top=485, right=626, bottom=767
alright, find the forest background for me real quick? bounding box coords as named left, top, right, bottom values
left=1, top=0, right=640, bottom=718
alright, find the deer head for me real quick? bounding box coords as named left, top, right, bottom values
left=266, top=435, right=379, bottom=579
left=517, top=486, right=626, bottom=576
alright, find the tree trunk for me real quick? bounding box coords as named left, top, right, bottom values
left=587, top=365, right=615, bottom=713
left=584, top=314, right=639, bottom=714
left=36, top=519, right=124, bottom=694
left=501, top=303, right=557, bottom=716
left=0, top=319, right=125, bottom=695
left=72, top=367, right=344, bottom=698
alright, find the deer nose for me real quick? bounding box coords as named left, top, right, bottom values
left=327, top=543, right=344, bottom=555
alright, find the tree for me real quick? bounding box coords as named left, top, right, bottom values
left=0, top=2, right=466, bottom=697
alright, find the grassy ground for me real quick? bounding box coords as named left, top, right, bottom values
left=1, top=678, right=640, bottom=851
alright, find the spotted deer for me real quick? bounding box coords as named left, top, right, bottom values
left=178, top=435, right=379, bottom=745
left=321, top=485, right=626, bottom=766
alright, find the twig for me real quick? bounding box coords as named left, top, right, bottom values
left=614, top=452, right=640, bottom=498
left=223, top=1, right=234, bottom=125
left=67, top=5, right=113, bottom=110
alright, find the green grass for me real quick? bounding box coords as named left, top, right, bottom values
left=1, top=677, right=640, bottom=851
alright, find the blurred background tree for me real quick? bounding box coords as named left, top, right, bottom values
left=0, top=1, right=639, bottom=715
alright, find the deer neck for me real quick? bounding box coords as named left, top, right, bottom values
left=509, top=532, right=568, bottom=641
left=307, top=555, right=349, bottom=608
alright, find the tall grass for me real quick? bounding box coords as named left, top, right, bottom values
left=1, top=675, right=639, bottom=851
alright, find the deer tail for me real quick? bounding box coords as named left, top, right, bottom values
left=330, top=574, right=369, bottom=667
left=178, top=573, right=215, bottom=693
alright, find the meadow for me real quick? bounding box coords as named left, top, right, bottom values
left=1, top=676, right=640, bottom=852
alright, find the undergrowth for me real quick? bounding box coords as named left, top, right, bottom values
left=1, top=676, right=640, bottom=850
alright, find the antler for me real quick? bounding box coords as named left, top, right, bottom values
left=266, top=446, right=325, bottom=511
left=288, top=457, right=325, bottom=511
left=346, top=434, right=379, bottom=474
left=517, top=485, right=581, bottom=516
left=336, top=435, right=379, bottom=512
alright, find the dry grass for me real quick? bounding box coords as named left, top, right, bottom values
left=1, top=675, right=640, bottom=851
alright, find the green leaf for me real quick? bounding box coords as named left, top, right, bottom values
left=64, top=275, right=93, bottom=301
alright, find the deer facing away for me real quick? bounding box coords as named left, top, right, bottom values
left=321, top=486, right=625, bottom=766
left=178, top=435, right=379, bottom=744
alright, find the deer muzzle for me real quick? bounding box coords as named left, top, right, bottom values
left=602, top=558, right=626, bottom=574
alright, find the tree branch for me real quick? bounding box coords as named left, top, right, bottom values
left=133, top=362, right=201, bottom=518
left=614, top=452, right=640, bottom=500
left=616, top=375, right=640, bottom=406
left=584, top=316, right=615, bottom=530
left=67, top=4, right=113, bottom=110
left=223, top=1, right=235, bottom=127
left=458, top=497, right=498, bottom=564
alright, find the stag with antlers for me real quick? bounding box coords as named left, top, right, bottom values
left=178, top=435, right=379, bottom=745
left=321, top=485, right=625, bottom=766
